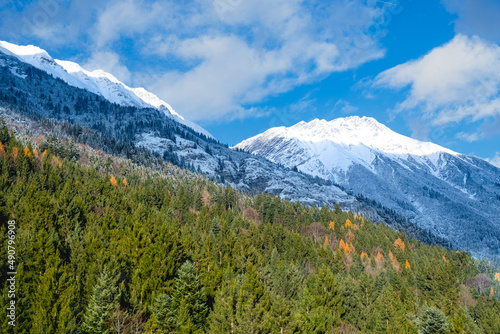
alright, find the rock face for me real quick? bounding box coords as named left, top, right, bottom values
left=235, top=117, right=500, bottom=259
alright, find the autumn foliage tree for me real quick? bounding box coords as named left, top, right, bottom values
left=394, top=238, right=405, bottom=252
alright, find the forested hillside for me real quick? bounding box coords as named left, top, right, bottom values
left=1, top=123, right=500, bottom=333
left=0, top=50, right=459, bottom=250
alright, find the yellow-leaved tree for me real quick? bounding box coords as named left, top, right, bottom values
left=24, top=146, right=32, bottom=157
left=329, top=221, right=335, bottom=230
left=394, top=238, right=405, bottom=252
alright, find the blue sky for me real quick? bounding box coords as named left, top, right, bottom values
left=1, top=0, right=500, bottom=165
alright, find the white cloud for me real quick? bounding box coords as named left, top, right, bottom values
left=486, top=152, right=500, bottom=168
left=457, top=131, right=482, bottom=142
left=374, top=35, right=500, bottom=127
left=91, top=0, right=172, bottom=48
left=2, top=0, right=390, bottom=121
left=128, top=0, right=387, bottom=121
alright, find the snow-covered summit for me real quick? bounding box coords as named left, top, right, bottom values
left=239, top=116, right=457, bottom=158
left=234, top=116, right=465, bottom=180
left=0, top=41, right=47, bottom=56
left=0, top=40, right=213, bottom=139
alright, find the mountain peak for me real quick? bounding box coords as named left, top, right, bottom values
left=259, top=116, right=456, bottom=157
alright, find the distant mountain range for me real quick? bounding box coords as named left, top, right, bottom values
left=1, top=41, right=499, bottom=260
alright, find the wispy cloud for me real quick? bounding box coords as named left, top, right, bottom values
left=290, top=93, right=317, bottom=115
left=333, top=99, right=358, bottom=115
left=486, top=152, right=500, bottom=168
left=2, top=0, right=390, bottom=121
left=457, top=131, right=482, bottom=143
left=374, top=34, right=500, bottom=137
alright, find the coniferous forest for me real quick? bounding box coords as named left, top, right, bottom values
left=1, top=122, right=500, bottom=334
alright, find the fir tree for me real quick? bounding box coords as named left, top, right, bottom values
left=82, top=270, right=119, bottom=334
left=419, top=307, right=450, bottom=334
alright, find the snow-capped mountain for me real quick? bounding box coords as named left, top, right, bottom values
left=235, top=117, right=500, bottom=259
left=0, top=41, right=212, bottom=139
left=236, top=117, right=459, bottom=180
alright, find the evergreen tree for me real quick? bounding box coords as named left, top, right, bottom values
left=419, top=307, right=450, bottom=334
left=210, top=218, right=220, bottom=236
left=154, top=261, right=209, bottom=333
left=82, top=270, right=119, bottom=334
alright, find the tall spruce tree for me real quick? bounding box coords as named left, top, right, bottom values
left=419, top=306, right=450, bottom=334
left=82, top=270, right=119, bottom=334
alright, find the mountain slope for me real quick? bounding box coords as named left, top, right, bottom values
left=0, top=47, right=362, bottom=211
left=0, top=40, right=212, bottom=139
left=235, top=117, right=500, bottom=259
left=0, top=43, right=458, bottom=248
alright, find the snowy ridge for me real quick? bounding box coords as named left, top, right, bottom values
left=0, top=40, right=213, bottom=139
left=238, top=116, right=457, bottom=157
left=235, top=116, right=459, bottom=175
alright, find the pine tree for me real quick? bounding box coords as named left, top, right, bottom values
left=82, top=270, right=119, bottom=334
left=150, top=294, right=175, bottom=331
left=209, top=279, right=238, bottom=334
left=154, top=261, right=209, bottom=333
left=419, top=306, right=450, bottom=334
left=211, top=218, right=221, bottom=236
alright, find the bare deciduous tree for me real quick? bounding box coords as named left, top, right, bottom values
left=308, top=222, right=326, bottom=242
left=473, top=273, right=492, bottom=294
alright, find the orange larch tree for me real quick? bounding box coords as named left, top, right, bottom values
left=339, top=240, right=350, bottom=254
left=376, top=252, right=384, bottom=264
left=329, top=221, right=335, bottom=231
left=0, top=142, right=6, bottom=159
left=11, top=147, right=18, bottom=160
left=394, top=238, right=406, bottom=252
left=24, top=146, right=32, bottom=157
left=389, top=251, right=400, bottom=272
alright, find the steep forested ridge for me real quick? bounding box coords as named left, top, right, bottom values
left=1, top=123, right=500, bottom=333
